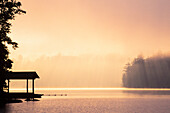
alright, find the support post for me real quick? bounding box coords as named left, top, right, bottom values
left=27, top=79, right=28, bottom=94
left=8, top=79, right=9, bottom=93
left=26, top=79, right=29, bottom=101
left=32, top=79, right=34, bottom=94
left=32, top=79, right=34, bottom=100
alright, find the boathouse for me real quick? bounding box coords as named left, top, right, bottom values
left=5, top=72, right=42, bottom=100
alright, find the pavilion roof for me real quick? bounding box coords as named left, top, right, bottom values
left=5, top=72, right=39, bottom=79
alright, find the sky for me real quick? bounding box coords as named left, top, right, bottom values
left=8, top=0, right=170, bottom=88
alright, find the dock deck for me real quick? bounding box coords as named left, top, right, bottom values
left=5, top=93, right=43, bottom=99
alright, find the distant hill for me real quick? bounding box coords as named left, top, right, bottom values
left=122, top=54, right=170, bottom=88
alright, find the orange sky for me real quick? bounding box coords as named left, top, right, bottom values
left=8, top=0, right=170, bottom=88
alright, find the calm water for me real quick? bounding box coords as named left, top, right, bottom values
left=1, top=88, right=170, bottom=113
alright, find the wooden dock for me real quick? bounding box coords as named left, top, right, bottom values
left=5, top=93, right=43, bottom=99
left=4, top=72, right=43, bottom=101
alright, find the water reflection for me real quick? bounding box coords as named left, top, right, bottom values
left=123, top=90, right=170, bottom=96
left=8, top=88, right=170, bottom=98
left=2, top=88, right=170, bottom=113
left=0, top=104, right=8, bottom=113
left=34, top=88, right=170, bottom=98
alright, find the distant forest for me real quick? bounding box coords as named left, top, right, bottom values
left=122, top=54, right=170, bottom=88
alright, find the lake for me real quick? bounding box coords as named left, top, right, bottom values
left=1, top=88, right=170, bottom=113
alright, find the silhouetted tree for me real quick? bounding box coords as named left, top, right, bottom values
left=122, top=55, right=170, bottom=88
left=0, top=0, right=25, bottom=94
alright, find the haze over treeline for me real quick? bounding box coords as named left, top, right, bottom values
left=123, top=54, right=170, bottom=88
left=8, top=0, right=170, bottom=88
left=11, top=54, right=125, bottom=88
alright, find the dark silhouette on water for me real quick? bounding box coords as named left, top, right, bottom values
left=5, top=72, right=43, bottom=101
left=0, top=0, right=26, bottom=104
left=123, top=54, right=170, bottom=88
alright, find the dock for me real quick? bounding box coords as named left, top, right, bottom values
left=5, top=72, right=43, bottom=101
left=5, top=93, right=43, bottom=99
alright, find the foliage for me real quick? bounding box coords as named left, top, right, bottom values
left=0, top=0, right=25, bottom=93
left=122, top=55, right=170, bottom=88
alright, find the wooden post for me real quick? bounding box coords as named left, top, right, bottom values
left=32, top=79, right=34, bottom=100
left=8, top=79, right=9, bottom=93
left=27, top=79, right=28, bottom=94
left=26, top=79, right=29, bottom=101
left=32, top=79, right=34, bottom=94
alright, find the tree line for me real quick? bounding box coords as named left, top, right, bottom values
left=122, top=55, right=170, bottom=88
